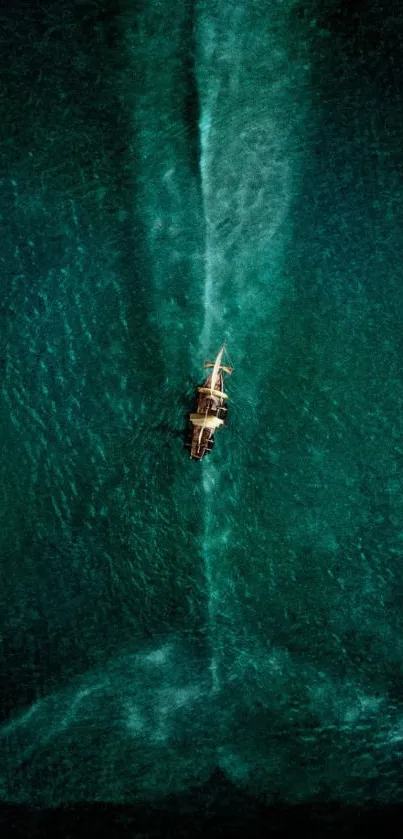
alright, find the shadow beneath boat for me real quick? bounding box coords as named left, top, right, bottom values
left=151, top=418, right=195, bottom=457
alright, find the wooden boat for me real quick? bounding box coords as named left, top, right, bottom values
left=187, top=344, right=234, bottom=460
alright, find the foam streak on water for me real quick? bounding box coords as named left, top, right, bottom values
left=201, top=463, right=221, bottom=692
left=195, top=0, right=309, bottom=692
left=199, top=82, right=223, bottom=353
left=199, top=84, right=227, bottom=692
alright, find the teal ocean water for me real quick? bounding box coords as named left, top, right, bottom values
left=1, top=0, right=403, bottom=807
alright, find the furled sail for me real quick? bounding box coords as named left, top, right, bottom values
left=189, top=413, right=224, bottom=429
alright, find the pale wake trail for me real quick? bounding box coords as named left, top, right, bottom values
left=199, top=81, right=225, bottom=354
left=201, top=466, right=221, bottom=693
left=199, top=81, right=227, bottom=694
left=195, top=0, right=309, bottom=692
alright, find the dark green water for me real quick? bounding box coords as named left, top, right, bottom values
left=1, top=0, right=403, bottom=807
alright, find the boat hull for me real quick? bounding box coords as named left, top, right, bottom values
left=187, top=371, right=227, bottom=460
